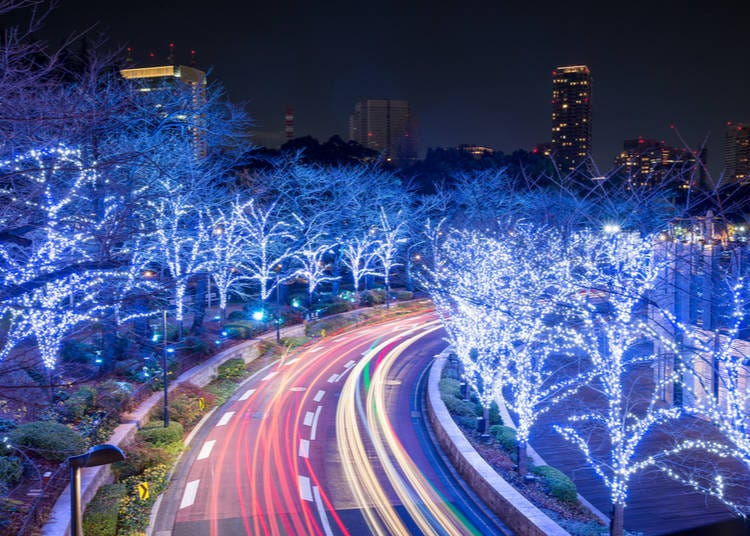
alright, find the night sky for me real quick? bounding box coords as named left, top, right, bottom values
left=23, top=1, right=750, bottom=177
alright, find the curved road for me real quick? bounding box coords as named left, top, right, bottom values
left=156, top=312, right=511, bottom=535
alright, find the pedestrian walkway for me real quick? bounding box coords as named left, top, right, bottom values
left=526, top=364, right=748, bottom=535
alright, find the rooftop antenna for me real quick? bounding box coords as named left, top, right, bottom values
left=168, top=42, right=175, bottom=64
left=190, top=49, right=197, bottom=67
left=285, top=107, right=295, bottom=141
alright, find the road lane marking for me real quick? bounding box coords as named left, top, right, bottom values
left=197, top=440, right=215, bottom=460
left=327, top=373, right=340, bottom=383
left=313, top=390, right=326, bottom=402
left=290, top=386, right=306, bottom=392
left=313, top=486, right=334, bottom=536
left=304, top=411, right=314, bottom=426
left=332, top=336, right=346, bottom=342
left=309, top=346, right=325, bottom=353
left=343, top=360, right=356, bottom=369
left=284, top=357, right=300, bottom=366
left=299, top=438, right=310, bottom=458
left=311, top=406, right=322, bottom=440
left=179, top=479, right=199, bottom=509
left=262, top=371, right=278, bottom=381
left=239, top=388, right=256, bottom=401
left=217, top=411, right=235, bottom=427
left=299, top=475, right=313, bottom=502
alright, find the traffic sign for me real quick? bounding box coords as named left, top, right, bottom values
left=138, top=482, right=149, bottom=501
left=198, top=397, right=205, bottom=410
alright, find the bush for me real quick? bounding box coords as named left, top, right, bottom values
left=0, top=419, right=17, bottom=434
left=217, top=358, right=247, bottom=381
left=150, top=384, right=214, bottom=430
left=395, top=290, right=413, bottom=301
left=9, top=421, right=86, bottom=462
left=280, top=336, right=309, bottom=349
left=360, top=289, right=385, bottom=306
left=180, top=336, right=211, bottom=360
left=83, top=483, right=126, bottom=536
left=443, top=395, right=480, bottom=418
left=226, top=310, right=247, bottom=321
left=491, top=425, right=518, bottom=453
left=531, top=465, right=578, bottom=503
left=112, top=442, right=172, bottom=480
left=0, top=456, right=23, bottom=491
left=321, top=301, right=352, bottom=316
left=118, top=463, right=171, bottom=535
left=96, top=380, right=134, bottom=416
left=223, top=321, right=264, bottom=340
left=489, top=401, right=502, bottom=426
left=136, top=421, right=183, bottom=447
left=439, top=378, right=462, bottom=399
left=61, top=340, right=98, bottom=364
left=61, top=386, right=98, bottom=422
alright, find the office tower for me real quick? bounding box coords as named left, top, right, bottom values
left=724, top=122, right=750, bottom=183
left=285, top=108, right=295, bottom=141
left=120, top=64, right=207, bottom=156
left=349, top=99, right=416, bottom=164
left=551, top=65, right=592, bottom=174
left=614, top=138, right=704, bottom=189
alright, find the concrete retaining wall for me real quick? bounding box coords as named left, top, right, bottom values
left=426, top=354, right=569, bottom=536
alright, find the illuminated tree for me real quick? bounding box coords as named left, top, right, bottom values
left=374, top=207, right=406, bottom=307
left=294, top=240, right=338, bottom=308
left=554, top=231, right=684, bottom=536
left=341, top=232, right=382, bottom=306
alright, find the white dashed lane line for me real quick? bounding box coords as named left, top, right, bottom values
left=313, top=389, right=326, bottom=402
left=239, top=388, right=256, bottom=401
left=310, top=406, right=322, bottom=440
left=314, top=486, right=334, bottom=536
left=299, top=475, right=313, bottom=502
left=327, top=373, right=340, bottom=383
left=262, top=371, right=278, bottom=381
left=180, top=479, right=200, bottom=509
left=343, top=360, right=356, bottom=369
left=299, top=438, right=310, bottom=458
left=217, top=411, right=235, bottom=427
left=197, top=440, right=215, bottom=460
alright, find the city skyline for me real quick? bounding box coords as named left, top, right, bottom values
left=25, top=1, right=750, bottom=177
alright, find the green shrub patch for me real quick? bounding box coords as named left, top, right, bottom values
left=531, top=465, right=578, bottom=504
left=136, top=421, right=183, bottom=448
left=82, top=482, right=125, bottom=536
left=9, top=421, right=86, bottom=462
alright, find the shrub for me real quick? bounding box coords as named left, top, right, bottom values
left=9, top=421, right=86, bottom=462
left=136, top=421, right=183, bottom=447
left=61, top=386, right=98, bottom=422
left=150, top=384, right=214, bottom=430
left=118, top=463, right=171, bottom=535
left=0, top=419, right=17, bottom=434
left=0, top=456, right=23, bottom=491
left=223, top=321, right=263, bottom=339
left=360, top=289, right=385, bottom=306
left=489, top=401, right=502, bottom=426
left=322, top=301, right=352, bottom=316
left=531, top=465, right=578, bottom=503
left=280, top=336, right=309, bottom=349
left=112, top=441, right=172, bottom=480
left=96, top=380, right=134, bottom=416
left=180, top=336, right=211, bottom=360
left=217, top=358, right=247, bottom=381
left=226, top=310, right=247, bottom=321
left=491, top=425, right=518, bottom=453
left=83, top=483, right=126, bottom=536
left=443, top=395, right=480, bottom=418
left=439, top=378, right=462, bottom=399
left=61, top=340, right=98, bottom=364
left=395, top=290, right=413, bottom=301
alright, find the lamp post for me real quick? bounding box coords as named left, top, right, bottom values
left=68, top=444, right=125, bottom=536
left=162, top=309, right=171, bottom=427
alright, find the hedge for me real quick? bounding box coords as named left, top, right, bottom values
left=531, top=464, right=578, bottom=503
left=490, top=425, right=518, bottom=453
left=136, top=421, right=183, bottom=448
left=9, top=421, right=86, bottom=462
left=82, top=482, right=126, bottom=536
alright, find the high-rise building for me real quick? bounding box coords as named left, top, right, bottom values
left=724, top=122, right=750, bottom=183
left=120, top=64, right=207, bottom=156
left=349, top=99, right=416, bottom=164
left=551, top=65, right=592, bottom=174
left=614, top=138, right=704, bottom=189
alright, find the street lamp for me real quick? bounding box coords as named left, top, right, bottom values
left=68, top=444, right=125, bottom=536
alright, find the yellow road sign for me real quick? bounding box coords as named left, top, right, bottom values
left=198, top=397, right=205, bottom=410
left=138, top=482, right=149, bottom=501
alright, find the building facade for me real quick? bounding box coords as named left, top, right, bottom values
left=724, top=122, right=750, bottom=183
left=614, top=138, right=704, bottom=189
left=551, top=65, right=592, bottom=174
left=120, top=64, right=207, bottom=156
left=349, top=99, right=416, bottom=165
